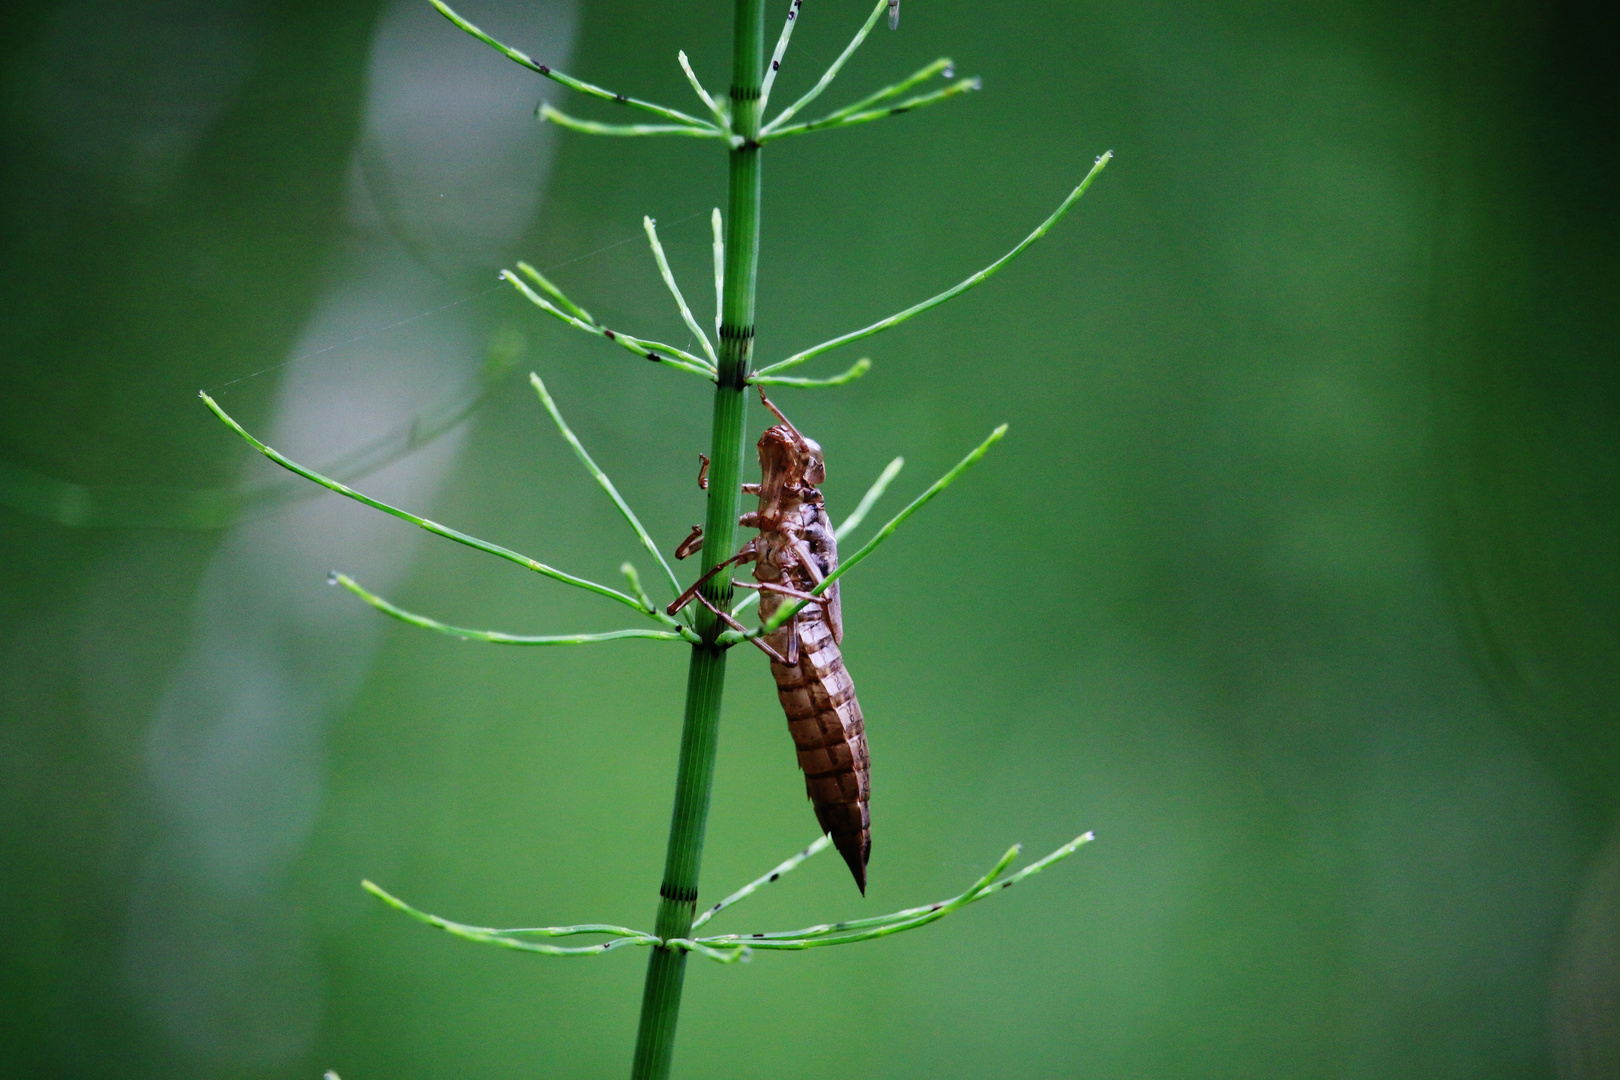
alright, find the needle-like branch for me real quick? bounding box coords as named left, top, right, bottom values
left=755, top=153, right=1112, bottom=377
left=515, top=261, right=595, bottom=326
left=539, top=103, right=724, bottom=140
left=808, top=57, right=954, bottom=127
left=364, top=880, right=658, bottom=956
left=761, top=0, right=889, bottom=135
left=644, top=217, right=718, bottom=365
left=711, top=209, right=725, bottom=339
left=749, top=357, right=870, bottom=387
left=677, top=51, right=729, bottom=129
left=692, top=846, right=1018, bottom=953
left=758, top=424, right=1005, bottom=635
left=758, top=0, right=802, bottom=110
left=502, top=271, right=717, bottom=379
left=365, top=830, right=1091, bottom=965
left=835, top=455, right=905, bottom=542
left=431, top=0, right=718, bottom=132
left=690, top=835, right=832, bottom=931
left=621, top=562, right=656, bottom=612
left=731, top=453, right=904, bottom=618
left=332, top=573, right=692, bottom=646
left=684, top=833, right=1093, bottom=956
left=762, top=77, right=981, bottom=142
left=531, top=372, right=684, bottom=601
left=200, top=393, right=658, bottom=620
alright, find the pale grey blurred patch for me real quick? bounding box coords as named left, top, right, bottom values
left=1553, top=826, right=1620, bottom=1080
left=81, top=0, right=580, bottom=1067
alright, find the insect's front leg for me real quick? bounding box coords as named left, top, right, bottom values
left=696, top=453, right=709, bottom=490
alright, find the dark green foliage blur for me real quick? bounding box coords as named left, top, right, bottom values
left=2, top=1, right=1616, bottom=1078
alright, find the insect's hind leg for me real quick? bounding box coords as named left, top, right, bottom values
left=690, top=590, right=789, bottom=663
left=732, top=580, right=832, bottom=607
left=666, top=543, right=756, bottom=616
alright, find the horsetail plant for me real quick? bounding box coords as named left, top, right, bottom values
left=202, top=0, right=1109, bottom=1075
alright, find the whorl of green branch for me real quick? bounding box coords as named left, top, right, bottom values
left=362, top=832, right=1093, bottom=964
left=202, top=2, right=1110, bottom=1078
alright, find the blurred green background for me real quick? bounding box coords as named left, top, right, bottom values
left=3, top=1, right=1617, bottom=1078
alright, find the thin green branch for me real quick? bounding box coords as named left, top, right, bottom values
left=730, top=453, right=904, bottom=619
left=200, top=394, right=659, bottom=620
left=539, top=103, right=724, bottom=140
left=759, top=425, right=1006, bottom=635
left=502, top=271, right=717, bottom=379
left=710, top=208, right=725, bottom=339
left=677, top=51, right=728, bottom=129
left=364, top=880, right=659, bottom=956
left=758, top=0, right=802, bottom=111
left=835, top=455, right=905, bottom=542
left=530, top=372, right=684, bottom=601
left=691, top=846, right=1018, bottom=951
left=515, top=261, right=595, bottom=326
left=622, top=562, right=656, bottom=613
left=763, top=78, right=981, bottom=142
left=690, top=835, right=832, bottom=931
left=364, top=832, right=1092, bottom=965
left=760, top=0, right=889, bottom=135
left=644, top=217, right=718, bottom=365
left=332, top=573, right=692, bottom=646
left=431, top=0, right=718, bottom=132
left=755, top=152, right=1112, bottom=376
left=749, top=357, right=870, bottom=387
left=686, top=833, right=1092, bottom=955
left=812, top=57, right=954, bottom=125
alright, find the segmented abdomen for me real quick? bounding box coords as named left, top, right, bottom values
left=765, top=611, right=871, bottom=893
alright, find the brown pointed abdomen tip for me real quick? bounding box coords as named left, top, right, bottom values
left=836, top=837, right=868, bottom=894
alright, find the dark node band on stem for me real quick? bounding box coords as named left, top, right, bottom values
left=729, top=84, right=762, bottom=100
left=659, top=882, right=698, bottom=904
left=719, top=323, right=755, bottom=340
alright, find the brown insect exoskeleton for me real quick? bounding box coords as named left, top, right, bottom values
left=668, top=392, right=871, bottom=893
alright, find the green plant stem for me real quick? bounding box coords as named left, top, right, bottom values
left=629, top=2, right=765, bottom=1077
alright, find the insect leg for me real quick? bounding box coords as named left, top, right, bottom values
left=732, top=580, right=832, bottom=607
left=697, top=453, right=710, bottom=490
left=666, top=544, right=756, bottom=616
left=692, top=590, right=789, bottom=663
left=788, top=538, right=827, bottom=585
left=757, top=387, right=800, bottom=436
left=675, top=525, right=704, bottom=560
left=741, top=483, right=761, bottom=495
